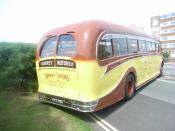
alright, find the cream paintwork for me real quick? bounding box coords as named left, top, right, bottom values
left=36, top=55, right=162, bottom=102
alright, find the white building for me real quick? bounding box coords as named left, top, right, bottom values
left=151, top=12, right=175, bottom=57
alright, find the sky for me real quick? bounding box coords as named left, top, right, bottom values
left=0, top=0, right=175, bottom=43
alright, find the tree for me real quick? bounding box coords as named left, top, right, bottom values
left=0, top=42, right=38, bottom=92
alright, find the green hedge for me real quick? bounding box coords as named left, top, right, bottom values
left=162, top=51, right=170, bottom=59
left=0, top=42, right=38, bottom=92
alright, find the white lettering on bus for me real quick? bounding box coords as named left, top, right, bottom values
left=40, top=60, right=53, bottom=66
left=57, top=60, right=74, bottom=67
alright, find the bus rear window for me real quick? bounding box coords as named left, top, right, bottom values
left=57, top=34, right=77, bottom=57
left=40, top=36, right=57, bottom=58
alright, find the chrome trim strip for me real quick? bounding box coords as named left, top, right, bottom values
left=39, top=93, right=98, bottom=112
left=39, top=99, right=95, bottom=112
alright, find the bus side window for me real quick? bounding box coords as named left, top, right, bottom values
left=146, top=41, right=152, bottom=52
left=138, top=40, right=146, bottom=52
left=98, top=39, right=113, bottom=60
left=151, top=42, right=156, bottom=52
left=127, top=39, right=138, bottom=53
left=158, top=43, right=161, bottom=52
left=113, top=38, right=128, bottom=56
left=40, top=36, right=57, bottom=58
left=156, top=43, right=159, bottom=52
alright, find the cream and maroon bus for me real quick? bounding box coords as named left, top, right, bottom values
left=36, top=20, right=163, bottom=112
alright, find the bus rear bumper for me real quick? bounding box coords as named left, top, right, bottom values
left=38, top=92, right=99, bottom=112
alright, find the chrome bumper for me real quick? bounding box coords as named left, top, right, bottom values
left=38, top=92, right=99, bottom=112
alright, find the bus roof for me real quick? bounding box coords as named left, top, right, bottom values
left=44, top=20, right=157, bottom=40
left=37, top=20, right=159, bottom=60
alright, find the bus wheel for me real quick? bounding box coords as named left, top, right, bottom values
left=125, top=74, right=136, bottom=100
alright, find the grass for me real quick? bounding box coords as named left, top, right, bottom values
left=0, top=90, right=94, bottom=131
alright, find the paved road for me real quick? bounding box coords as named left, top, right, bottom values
left=163, top=63, right=175, bottom=77
left=86, top=62, right=175, bottom=131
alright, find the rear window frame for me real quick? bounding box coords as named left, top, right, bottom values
left=56, top=34, right=77, bottom=58
left=40, top=36, right=58, bottom=58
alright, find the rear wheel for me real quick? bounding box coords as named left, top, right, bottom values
left=159, top=63, right=164, bottom=77
left=125, top=74, right=136, bottom=100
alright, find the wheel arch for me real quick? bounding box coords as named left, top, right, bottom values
left=95, top=66, right=137, bottom=111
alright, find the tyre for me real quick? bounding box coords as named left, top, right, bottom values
left=125, top=74, right=136, bottom=100
left=159, top=63, right=164, bottom=77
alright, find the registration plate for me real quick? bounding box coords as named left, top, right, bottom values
left=40, top=93, right=72, bottom=106
left=51, top=97, right=63, bottom=104
left=49, top=96, right=71, bottom=105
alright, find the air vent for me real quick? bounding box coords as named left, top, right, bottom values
left=67, top=31, right=75, bottom=33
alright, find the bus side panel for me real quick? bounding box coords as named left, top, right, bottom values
left=94, top=59, right=138, bottom=110
left=77, top=58, right=138, bottom=102
left=149, top=55, right=162, bottom=78
left=137, top=54, right=162, bottom=87
left=76, top=60, right=127, bottom=102
left=95, top=67, right=136, bottom=111
left=94, top=55, right=162, bottom=111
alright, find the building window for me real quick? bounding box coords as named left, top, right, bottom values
left=153, top=20, right=159, bottom=27
left=171, top=12, right=175, bottom=17
left=171, top=29, right=175, bottom=33
left=172, top=44, right=175, bottom=48
left=162, top=22, right=168, bottom=27
left=161, top=36, right=167, bottom=41
left=166, top=43, right=175, bottom=48
left=161, top=14, right=168, bottom=19
left=162, top=44, right=168, bottom=48
left=171, top=21, right=175, bottom=25
left=163, top=29, right=167, bottom=33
